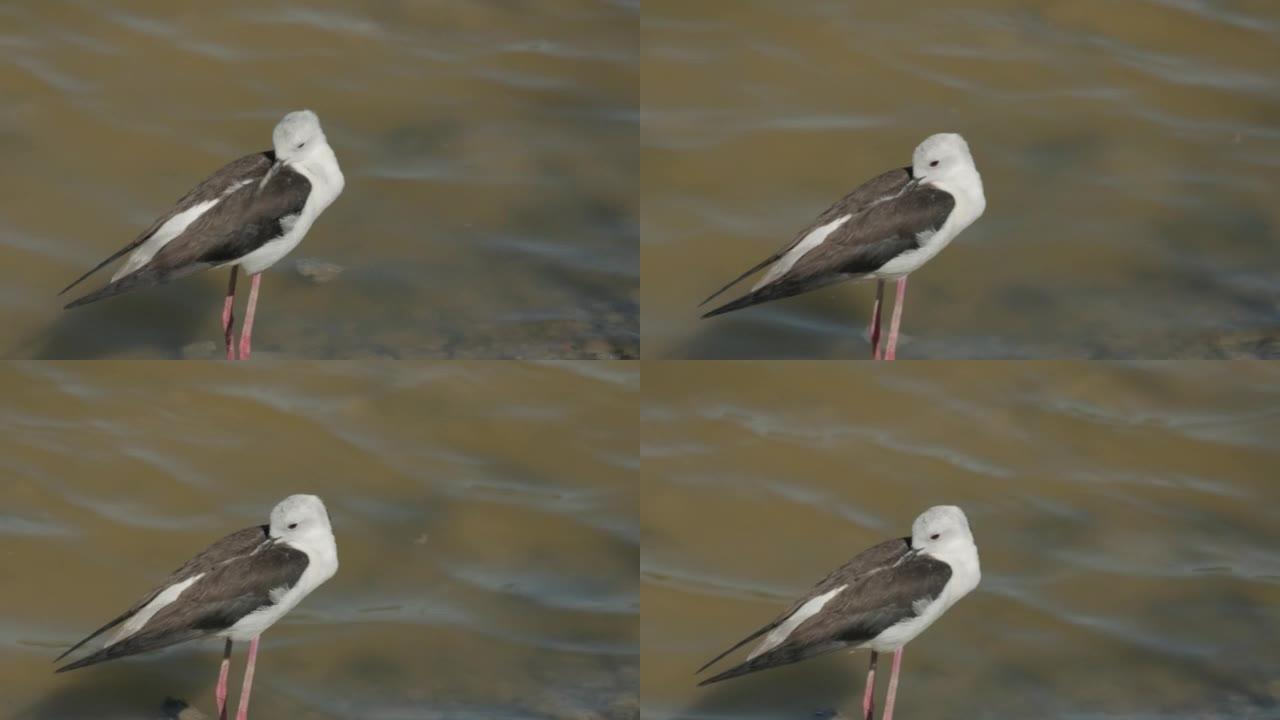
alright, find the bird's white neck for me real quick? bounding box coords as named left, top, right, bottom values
left=926, top=537, right=981, bottom=598
left=928, top=165, right=985, bottom=225
left=286, top=141, right=345, bottom=211
left=283, top=527, right=337, bottom=565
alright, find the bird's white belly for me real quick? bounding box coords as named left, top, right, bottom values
left=221, top=546, right=338, bottom=642
left=234, top=215, right=309, bottom=275
left=862, top=551, right=981, bottom=652
left=871, top=228, right=948, bottom=279
left=862, top=595, right=952, bottom=652
left=222, top=591, right=297, bottom=642
left=235, top=156, right=344, bottom=276
left=872, top=181, right=983, bottom=280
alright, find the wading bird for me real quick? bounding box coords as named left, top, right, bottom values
left=55, top=495, right=339, bottom=720
left=701, top=134, right=985, bottom=359
left=697, top=505, right=980, bottom=720
left=60, top=110, right=345, bottom=360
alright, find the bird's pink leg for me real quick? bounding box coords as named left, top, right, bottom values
left=234, top=636, right=259, bottom=720
left=222, top=267, right=238, bottom=361
left=883, top=276, right=908, bottom=361
left=236, top=273, right=262, bottom=361
left=216, top=638, right=233, bottom=720
left=869, top=280, right=884, bottom=359
left=881, top=647, right=904, bottom=720
left=861, top=650, right=878, bottom=720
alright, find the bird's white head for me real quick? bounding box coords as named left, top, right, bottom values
left=910, top=505, right=975, bottom=558
left=911, top=133, right=977, bottom=186
left=272, top=110, right=328, bottom=163
left=269, top=494, right=333, bottom=549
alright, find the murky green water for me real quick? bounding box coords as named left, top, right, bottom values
left=0, top=1, right=637, bottom=359
left=3, top=2, right=1279, bottom=720
left=642, top=0, right=1280, bottom=359
left=642, top=362, right=1280, bottom=718
left=0, top=362, right=638, bottom=719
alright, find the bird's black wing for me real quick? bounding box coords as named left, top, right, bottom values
left=701, top=183, right=954, bottom=318
left=53, top=526, right=269, bottom=665
left=56, top=539, right=307, bottom=672
left=698, top=549, right=951, bottom=685
left=699, top=167, right=912, bottom=309
left=696, top=538, right=912, bottom=676
left=63, top=157, right=310, bottom=309
left=59, top=152, right=276, bottom=297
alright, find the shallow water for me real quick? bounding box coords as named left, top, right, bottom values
left=641, top=363, right=1280, bottom=718
left=642, top=0, right=1280, bottom=358
left=0, top=1, right=638, bottom=359
left=0, top=362, right=638, bottom=719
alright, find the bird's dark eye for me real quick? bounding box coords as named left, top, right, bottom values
left=930, top=533, right=940, bottom=540
left=288, top=522, right=298, bottom=530
left=929, top=160, right=939, bottom=167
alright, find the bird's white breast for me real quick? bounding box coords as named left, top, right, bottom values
left=236, top=144, right=344, bottom=276
left=221, top=538, right=338, bottom=642
left=872, top=174, right=985, bottom=280
left=862, top=546, right=980, bottom=653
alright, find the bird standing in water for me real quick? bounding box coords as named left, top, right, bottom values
left=701, top=134, right=986, bottom=359
left=60, top=110, right=345, bottom=360
left=54, top=495, right=339, bottom=720
left=697, top=505, right=980, bottom=720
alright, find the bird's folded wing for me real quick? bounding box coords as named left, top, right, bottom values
left=150, top=164, right=310, bottom=269
left=52, top=526, right=270, bottom=664
left=59, top=152, right=277, bottom=296
left=63, top=159, right=310, bottom=308
left=700, top=184, right=953, bottom=318
left=695, top=538, right=911, bottom=676
left=699, top=167, right=913, bottom=308
left=698, top=541, right=951, bottom=685
left=55, top=531, right=305, bottom=672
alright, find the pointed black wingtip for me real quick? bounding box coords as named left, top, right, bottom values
left=61, top=284, right=106, bottom=309
left=695, top=667, right=736, bottom=686
left=699, top=296, right=751, bottom=319
left=53, top=653, right=100, bottom=673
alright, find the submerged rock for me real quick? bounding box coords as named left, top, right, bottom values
left=180, top=340, right=218, bottom=360
left=1207, top=330, right=1280, bottom=359
left=295, top=258, right=345, bottom=284
left=161, top=697, right=208, bottom=720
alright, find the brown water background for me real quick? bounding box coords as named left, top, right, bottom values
left=642, top=0, right=1280, bottom=358
left=642, top=362, right=1280, bottom=718
left=0, top=362, right=638, bottom=719
left=1, top=1, right=637, bottom=359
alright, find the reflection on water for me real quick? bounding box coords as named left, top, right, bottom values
left=641, top=0, right=1280, bottom=358
left=0, top=362, right=638, bottom=719
left=0, top=1, right=637, bottom=359
left=642, top=363, right=1280, bottom=719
